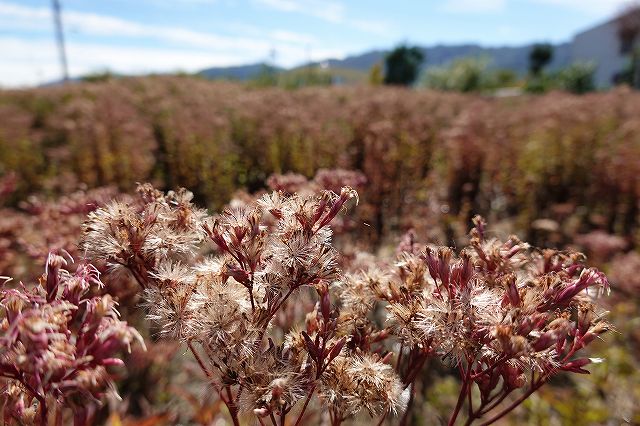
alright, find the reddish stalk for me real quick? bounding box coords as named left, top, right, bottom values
left=399, top=385, right=415, bottom=426
left=402, top=352, right=428, bottom=387
left=225, top=386, right=241, bottom=426
left=470, top=356, right=509, bottom=380
left=478, top=390, right=510, bottom=417
left=448, top=359, right=473, bottom=426
left=395, top=343, right=404, bottom=372
left=477, top=379, right=546, bottom=426
left=294, top=385, right=316, bottom=426
left=187, top=340, right=240, bottom=426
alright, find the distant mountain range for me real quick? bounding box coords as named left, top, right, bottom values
left=198, top=42, right=572, bottom=81
left=199, top=63, right=284, bottom=80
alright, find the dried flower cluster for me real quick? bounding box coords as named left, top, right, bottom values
left=76, top=182, right=611, bottom=425
left=81, top=184, right=411, bottom=425
left=0, top=253, right=143, bottom=425
left=335, top=216, right=611, bottom=425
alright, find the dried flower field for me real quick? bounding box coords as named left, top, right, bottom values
left=0, top=77, right=639, bottom=425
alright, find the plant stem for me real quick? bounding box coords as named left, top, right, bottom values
left=448, top=359, right=473, bottom=426
left=225, top=386, right=241, bottom=426
left=403, top=352, right=427, bottom=387
left=396, top=343, right=404, bottom=372
left=187, top=340, right=213, bottom=380
left=470, top=356, right=508, bottom=380
left=294, top=385, right=316, bottom=426
left=39, top=399, right=47, bottom=426
left=188, top=341, right=240, bottom=426
left=478, top=388, right=510, bottom=416
left=477, top=379, right=545, bottom=426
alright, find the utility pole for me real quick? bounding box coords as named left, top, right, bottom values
left=51, top=0, right=69, bottom=83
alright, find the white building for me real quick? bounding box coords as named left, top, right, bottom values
left=571, top=14, right=637, bottom=88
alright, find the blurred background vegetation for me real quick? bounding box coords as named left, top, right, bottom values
left=2, top=74, right=640, bottom=424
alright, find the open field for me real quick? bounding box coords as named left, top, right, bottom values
left=1, top=77, right=639, bottom=425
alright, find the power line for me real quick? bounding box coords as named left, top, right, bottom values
left=51, top=0, right=69, bottom=82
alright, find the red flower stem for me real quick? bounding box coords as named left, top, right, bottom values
left=293, top=385, right=316, bottom=426
left=187, top=340, right=240, bottom=426
left=478, top=379, right=546, bottom=426
left=399, top=384, right=415, bottom=426
left=467, top=380, right=474, bottom=420
left=478, top=387, right=510, bottom=416
left=403, top=352, right=428, bottom=387
left=449, top=359, right=473, bottom=426
left=225, top=386, right=241, bottom=426
left=187, top=340, right=214, bottom=380
left=396, top=343, right=404, bottom=372
left=470, top=356, right=509, bottom=380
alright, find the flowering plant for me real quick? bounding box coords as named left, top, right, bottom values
left=80, top=185, right=610, bottom=425
left=337, top=216, right=610, bottom=425
left=0, top=253, right=143, bottom=425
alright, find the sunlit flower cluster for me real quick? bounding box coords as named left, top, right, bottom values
left=0, top=253, right=143, bottom=425
left=65, top=184, right=612, bottom=426
left=334, top=216, right=610, bottom=425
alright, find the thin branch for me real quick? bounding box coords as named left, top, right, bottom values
left=477, top=379, right=546, bottom=426
left=294, top=385, right=316, bottom=426
left=478, top=389, right=510, bottom=416
left=448, top=358, right=473, bottom=426
left=470, top=356, right=509, bottom=380
left=188, top=340, right=240, bottom=426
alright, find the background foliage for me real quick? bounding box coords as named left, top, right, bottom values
left=1, top=77, right=639, bottom=424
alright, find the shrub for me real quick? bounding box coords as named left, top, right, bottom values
left=423, top=57, right=490, bottom=93
left=557, top=62, right=596, bottom=94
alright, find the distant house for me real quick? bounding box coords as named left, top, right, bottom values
left=571, top=12, right=638, bottom=88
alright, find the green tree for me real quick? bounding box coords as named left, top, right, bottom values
left=491, top=69, right=518, bottom=87
left=250, top=63, right=279, bottom=87
left=558, top=62, right=596, bottom=94
left=369, top=63, right=384, bottom=86
left=423, top=57, right=494, bottom=92
left=384, top=44, right=425, bottom=86
left=529, top=43, right=554, bottom=75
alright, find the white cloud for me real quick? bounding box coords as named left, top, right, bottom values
left=0, top=1, right=349, bottom=86
left=0, top=2, right=324, bottom=53
left=529, top=0, right=631, bottom=16
left=256, top=0, right=344, bottom=22
left=0, top=35, right=348, bottom=87
left=254, top=0, right=391, bottom=34
left=350, top=19, right=392, bottom=36
left=443, top=0, right=507, bottom=13
left=0, top=3, right=271, bottom=51
left=0, top=36, right=244, bottom=87
left=442, top=0, right=630, bottom=16
left=269, top=29, right=316, bottom=44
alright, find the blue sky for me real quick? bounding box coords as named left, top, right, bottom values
left=0, top=0, right=631, bottom=87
